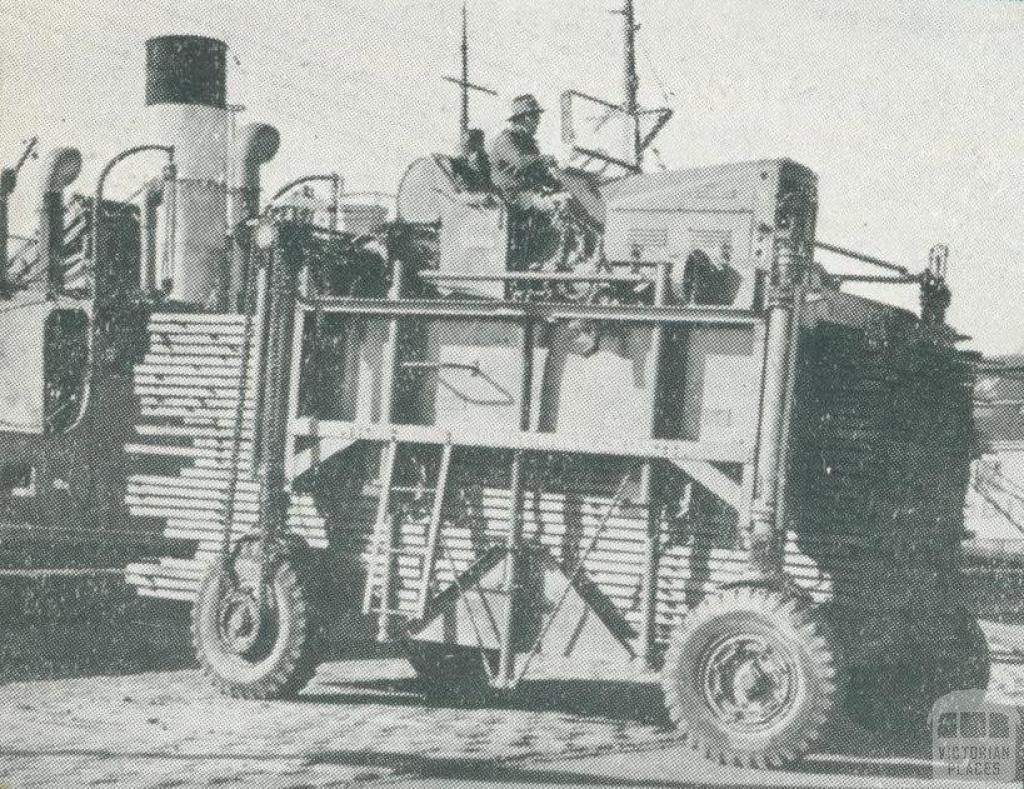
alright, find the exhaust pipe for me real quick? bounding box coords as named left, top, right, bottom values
left=38, top=147, right=83, bottom=295
left=227, top=122, right=280, bottom=309
left=233, top=122, right=280, bottom=220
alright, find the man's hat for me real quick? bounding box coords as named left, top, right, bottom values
left=509, top=93, right=544, bottom=121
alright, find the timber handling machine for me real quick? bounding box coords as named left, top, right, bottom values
left=0, top=27, right=986, bottom=769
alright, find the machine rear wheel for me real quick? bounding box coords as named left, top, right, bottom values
left=661, top=586, right=841, bottom=768
left=846, top=611, right=990, bottom=740
left=192, top=541, right=320, bottom=699
left=937, top=613, right=990, bottom=694
left=404, top=642, right=494, bottom=708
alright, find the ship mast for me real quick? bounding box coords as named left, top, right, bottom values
left=459, top=3, right=469, bottom=132
left=621, top=0, right=641, bottom=168
left=442, top=2, right=496, bottom=142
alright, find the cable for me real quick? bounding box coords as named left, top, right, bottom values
left=637, top=35, right=674, bottom=105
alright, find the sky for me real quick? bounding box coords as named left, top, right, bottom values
left=1, top=0, right=1022, bottom=356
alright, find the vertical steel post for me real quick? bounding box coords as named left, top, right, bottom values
left=160, top=162, right=177, bottom=293
left=372, top=441, right=399, bottom=641
left=378, top=259, right=404, bottom=424
left=255, top=238, right=300, bottom=546
left=519, top=320, right=535, bottom=432
left=492, top=319, right=538, bottom=683
left=140, top=182, right=163, bottom=292
left=40, top=192, right=64, bottom=296
left=498, top=449, right=526, bottom=688
left=459, top=1, right=470, bottom=135
left=372, top=259, right=405, bottom=640
left=769, top=271, right=807, bottom=559
left=281, top=262, right=310, bottom=488
left=622, top=0, right=641, bottom=168
left=639, top=261, right=668, bottom=667
left=329, top=173, right=342, bottom=233
left=0, top=169, right=15, bottom=296
left=748, top=230, right=808, bottom=579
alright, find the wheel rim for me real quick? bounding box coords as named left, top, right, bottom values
left=217, top=585, right=263, bottom=655
left=215, top=579, right=279, bottom=660
left=700, top=633, right=798, bottom=732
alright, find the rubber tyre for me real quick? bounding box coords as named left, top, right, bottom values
left=846, top=613, right=990, bottom=740
left=405, top=642, right=494, bottom=708
left=937, top=614, right=990, bottom=694
left=661, top=586, right=842, bottom=768
left=192, top=542, right=320, bottom=699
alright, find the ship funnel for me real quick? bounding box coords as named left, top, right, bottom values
left=145, top=34, right=229, bottom=308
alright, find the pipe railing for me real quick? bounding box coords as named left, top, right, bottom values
left=92, top=144, right=175, bottom=298
left=266, top=173, right=342, bottom=231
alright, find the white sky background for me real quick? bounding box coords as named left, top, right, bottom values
left=0, top=0, right=1022, bottom=356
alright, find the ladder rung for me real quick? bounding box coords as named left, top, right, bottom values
left=367, top=547, right=429, bottom=557
left=364, top=483, right=437, bottom=496
left=368, top=607, right=414, bottom=617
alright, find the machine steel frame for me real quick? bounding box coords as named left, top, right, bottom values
left=261, top=253, right=768, bottom=672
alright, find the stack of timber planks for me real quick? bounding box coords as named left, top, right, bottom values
left=788, top=322, right=975, bottom=614
left=124, top=313, right=328, bottom=601
left=359, top=454, right=837, bottom=647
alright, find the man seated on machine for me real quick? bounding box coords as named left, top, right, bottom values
left=489, top=94, right=596, bottom=277
left=489, top=94, right=564, bottom=212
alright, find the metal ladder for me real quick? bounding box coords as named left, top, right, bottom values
left=363, top=441, right=454, bottom=639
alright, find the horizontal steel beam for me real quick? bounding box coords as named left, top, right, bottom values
left=299, top=296, right=761, bottom=326
left=815, top=241, right=912, bottom=277
left=419, top=271, right=650, bottom=284
left=290, top=417, right=751, bottom=464
left=826, top=273, right=919, bottom=285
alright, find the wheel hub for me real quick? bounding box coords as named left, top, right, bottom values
left=217, top=587, right=263, bottom=655
left=702, top=634, right=796, bottom=731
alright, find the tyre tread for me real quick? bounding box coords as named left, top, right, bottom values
left=661, top=586, right=841, bottom=769
left=191, top=543, right=321, bottom=700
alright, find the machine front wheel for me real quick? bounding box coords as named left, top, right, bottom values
left=192, top=541, right=320, bottom=699
left=661, top=586, right=841, bottom=768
